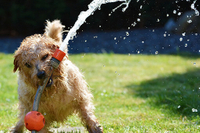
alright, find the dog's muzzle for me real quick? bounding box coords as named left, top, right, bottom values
left=37, top=71, right=46, bottom=79
left=37, top=71, right=53, bottom=87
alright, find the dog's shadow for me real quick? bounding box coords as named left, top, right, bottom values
left=126, top=68, right=200, bottom=117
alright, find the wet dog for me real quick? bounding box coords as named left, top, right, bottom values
left=12, top=20, right=103, bottom=133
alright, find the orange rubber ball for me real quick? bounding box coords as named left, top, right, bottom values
left=24, top=111, right=45, bottom=131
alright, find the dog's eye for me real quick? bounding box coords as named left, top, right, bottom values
left=41, top=54, right=49, bottom=61
left=25, top=63, right=32, bottom=68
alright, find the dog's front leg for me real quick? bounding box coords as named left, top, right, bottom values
left=68, top=67, right=103, bottom=132
left=12, top=108, right=26, bottom=133
left=78, top=101, right=103, bottom=133
left=12, top=98, right=32, bottom=133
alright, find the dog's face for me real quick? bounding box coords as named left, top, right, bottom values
left=14, top=35, right=60, bottom=88
left=13, top=20, right=66, bottom=89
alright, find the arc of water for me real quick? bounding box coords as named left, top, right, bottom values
left=59, top=0, right=131, bottom=51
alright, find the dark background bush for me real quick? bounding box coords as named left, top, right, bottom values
left=0, top=0, right=199, bottom=36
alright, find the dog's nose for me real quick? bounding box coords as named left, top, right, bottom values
left=37, top=71, right=46, bottom=79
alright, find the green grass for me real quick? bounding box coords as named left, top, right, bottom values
left=1, top=53, right=200, bottom=132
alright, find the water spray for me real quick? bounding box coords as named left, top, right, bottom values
left=24, top=0, right=131, bottom=132
left=59, top=0, right=131, bottom=51
left=191, top=0, right=199, bottom=16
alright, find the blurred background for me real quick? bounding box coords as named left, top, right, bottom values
left=0, top=0, right=200, bottom=54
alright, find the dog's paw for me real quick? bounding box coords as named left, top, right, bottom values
left=10, top=128, right=21, bottom=133
left=95, top=124, right=103, bottom=133
left=87, top=122, right=103, bottom=133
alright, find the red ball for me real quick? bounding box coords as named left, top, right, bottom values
left=24, top=111, right=45, bottom=131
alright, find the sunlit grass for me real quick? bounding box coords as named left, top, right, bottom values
left=0, top=53, right=200, bottom=132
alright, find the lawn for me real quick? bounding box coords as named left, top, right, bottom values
left=0, top=53, right=200, bottom=132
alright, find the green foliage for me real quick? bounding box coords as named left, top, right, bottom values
left=0, top=53, right=200, bottom=132
left=10, top=0, right=68, bottom=34
left=1, top=0, right=199, bottom=36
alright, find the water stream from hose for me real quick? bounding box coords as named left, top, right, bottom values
left=59, top=0, right=131, bottom=51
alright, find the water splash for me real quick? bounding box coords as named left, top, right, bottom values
left=191, top=0, right=199, bottom=16
left=60, top=0, right=131, bottom=51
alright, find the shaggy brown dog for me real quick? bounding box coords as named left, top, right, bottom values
left=12, top=20, right=103, bottom=133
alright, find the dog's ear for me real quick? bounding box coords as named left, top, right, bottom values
left=13, top=53, right=20, bottom=72
left=44, top=20, right=65, bottom=43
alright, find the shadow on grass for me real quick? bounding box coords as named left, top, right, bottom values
left=174, top=52, right=200, bottom=59
left=126, top=68, right=200, bottom=117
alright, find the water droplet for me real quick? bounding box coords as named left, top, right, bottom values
left=192, top=108, right=198, bottom=112
left=155, top=51, right=158, bottom=55
left=142, top=41, right=144, bottom=43
left=85, top=40, right=87, bottom=42
left=126, top=32, right=129, bottom=36
left=163, top=34, right=166, bottom=37
left=166, top=14, right=169, bottom=17
left=185, top=43, right=188, bottom=47
left=137, top=18, right=140, bottom=22
left=114, top=37, right=117, bottom=40
left=137, top=51, right=140, bottom=54
left=131, top=22, right=137, bottom=27
left=6, top=98, right=10, bottom=102
left=178, top=105, right=181, bottom=108
left=193, top=62, right=196, bottom=65
left=115, top=71, right=117, bottom=73
left=182, top=32, right=186, bottom=36
left=173, top=10, right=177, bottom=14
left=178, top=12, right=182, bottom=16
left=157, top=19, right=160, bottom=22
left=179, top=37, right=183, bottom=41
left=187, top=20, right=192, bottom=23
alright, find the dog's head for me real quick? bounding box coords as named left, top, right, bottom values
left=14, top=20, right=67, bottom=88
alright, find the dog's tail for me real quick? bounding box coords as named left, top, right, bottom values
left=45, top=20, right=65, bottom=43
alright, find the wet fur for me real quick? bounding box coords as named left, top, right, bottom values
left=12, top=20, right=103, bottom=133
